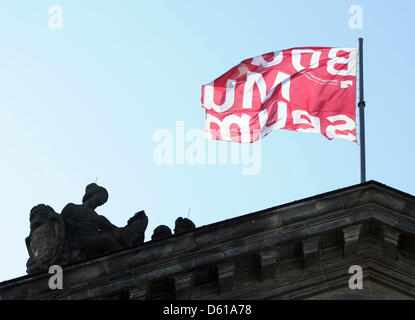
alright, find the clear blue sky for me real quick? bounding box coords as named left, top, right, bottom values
left=0, top=0, right=414, bottom=281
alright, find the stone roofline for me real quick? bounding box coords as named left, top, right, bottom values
left=1, top=180, right=414, bottom=299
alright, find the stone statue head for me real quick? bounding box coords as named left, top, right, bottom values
left=29, top=204, right=55, bottom=231
left=82, top=183, right=109, bottom=209
left=151, top=225, right=172, bottom=241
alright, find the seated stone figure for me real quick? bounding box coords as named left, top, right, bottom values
left=25, top=183, right=148, bottom=274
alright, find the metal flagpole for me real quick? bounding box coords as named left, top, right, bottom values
left=358, top=37, right=366, bottom=183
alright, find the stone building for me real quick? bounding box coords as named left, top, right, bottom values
left=1, top=180, right=415, bottom=300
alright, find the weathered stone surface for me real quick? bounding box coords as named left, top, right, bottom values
left=257, top=248, right=278, bottom=281
left=342, top=224, right=362, bottom=258
left=125, top=210, right=149, bottom=246
left=216, top=262, right=235, bottom=294
left=129, top=286, right=147, bottom=300
left=381, top=225, right=401, bottom=259
left=25, top=205, right=66, bottom=275
left=2, top=181, right=415, bottom=300
left=308, top=280, right=412, bottom=300
left=301, top=237, right=321, bottom=269
left=173, top=273, right=194, bottom=299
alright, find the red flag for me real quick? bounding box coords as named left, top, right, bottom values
left=201, top=47, right=358, bottom=143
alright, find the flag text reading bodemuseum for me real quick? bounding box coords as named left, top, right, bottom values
left=201, top=47, right=358, bottom=143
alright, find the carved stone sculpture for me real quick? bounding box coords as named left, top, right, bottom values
left=25, top=183, right=148, bottom=274
left=174, top=217, right=196, bottom=234
left=151, top=217, right=196, bottom=242
left=25, top=205, right=66, bottom=274
left=151, top=225, right=172, bottom=241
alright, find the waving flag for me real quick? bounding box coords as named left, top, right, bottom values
left=201, top=47, right=358, bottom=143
